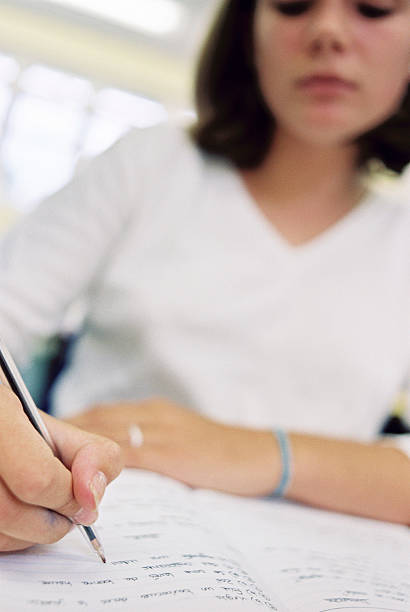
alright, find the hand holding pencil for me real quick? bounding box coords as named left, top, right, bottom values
left=0, top=349, right=122, bottom=557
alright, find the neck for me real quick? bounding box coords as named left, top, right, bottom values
left=240, top=129, right=367, bottom=246
left=243, top=129, right=362, bottom=208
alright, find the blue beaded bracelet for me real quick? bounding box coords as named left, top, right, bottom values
left=270, top=429, right=292, bottom=498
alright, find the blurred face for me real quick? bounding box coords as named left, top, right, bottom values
left=253, top=0, right=410, bottom=145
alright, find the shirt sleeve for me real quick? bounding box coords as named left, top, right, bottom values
left=0, top=126, right=166, bottom=367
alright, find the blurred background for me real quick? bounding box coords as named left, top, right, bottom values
left=0, top=0, right=221, bottom=226
left=0, top=0, right=408, bottom=230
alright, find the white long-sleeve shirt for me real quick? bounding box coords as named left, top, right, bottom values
left=0, top=124, right=409, bottom=453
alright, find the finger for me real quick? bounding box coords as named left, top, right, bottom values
left=122, top=446, right=147, bottom=469
left=66, top=417, right=130, bottom=446
left=69, top=440, right=122, bottom=521
left=42, top=415, right=122, bottom=522
left=44, top=413, right=122, bottom=485
left=121, top=436, right=168, bottom=472
left=66, top=406, right=148, bottom=445
left=0, top=389, right=121, bottom=523
left=0, top=533, right=35, bottom=552
left=0, top=388, right=76, bottom=514
left=77, top=401, right=162, bottom=431
left=0, top=477, right=72, bottom=545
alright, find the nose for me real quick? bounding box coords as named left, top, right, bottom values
left=303, top=0, right=350, bottom=56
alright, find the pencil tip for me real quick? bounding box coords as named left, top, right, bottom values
left=92, top=538, right=106, bottom=563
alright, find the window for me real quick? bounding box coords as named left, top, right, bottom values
left=0, top=53, right=168, bottom=213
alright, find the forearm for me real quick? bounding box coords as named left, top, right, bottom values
left=65, top=399, right=410, bottom=525
left=285, top=433, right=410, bottom=525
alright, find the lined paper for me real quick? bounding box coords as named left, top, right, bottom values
left=0, top=471, right=284, bottom=611
left=197, top=490, right=410, bottom=612
left=1, top=470, right=408, bottom=611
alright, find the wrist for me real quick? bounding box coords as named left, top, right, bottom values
left=218, top=426, right=282, bottom=497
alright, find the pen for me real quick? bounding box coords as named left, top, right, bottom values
left=0, top=340, right=106, bottom=563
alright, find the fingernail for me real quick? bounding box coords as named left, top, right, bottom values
left=89, top=471, right=107, bottom=509
left=72, top=507, right=99, bottom=526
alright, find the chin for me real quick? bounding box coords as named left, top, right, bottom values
left=300, top=101, right=401, bottom=145
left=288, top=112, right=377, bottom=148
left=289, top=125, right=360, bottom=149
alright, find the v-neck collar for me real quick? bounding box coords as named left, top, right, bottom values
left=224, top=159, right=377, bottom=259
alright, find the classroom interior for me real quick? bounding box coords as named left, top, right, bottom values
left=0, top=0, right=409, bottom=431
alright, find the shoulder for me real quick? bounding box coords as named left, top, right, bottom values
left=63, top=122, right=215, bottom=221
left=103, top=122, right=229, bottom=225
left=367, top=183, right=410, bottom=292
left=112, top=121, right=228, bottom=203
left=111, top=121, right=207, bottom=172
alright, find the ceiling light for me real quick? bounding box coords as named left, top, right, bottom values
left=46, top=0, right=184, bottom=35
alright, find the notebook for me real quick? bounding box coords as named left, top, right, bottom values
left=0, top=469, right=408, bottom=611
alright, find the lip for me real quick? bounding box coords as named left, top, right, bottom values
left=297, top=74, right=357, bottom=92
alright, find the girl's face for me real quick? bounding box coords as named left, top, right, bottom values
left=253, top=0, right=410, bottom=146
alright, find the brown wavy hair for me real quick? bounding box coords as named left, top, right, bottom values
left=190, top=0, right=410, bottom=173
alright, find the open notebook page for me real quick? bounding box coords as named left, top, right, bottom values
left=1, top=468, right=408, bottom=612
left=196, top=489, right=410, bottom=612
left=0, top=469, right=286, bottom=612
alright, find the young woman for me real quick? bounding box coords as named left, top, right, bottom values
left=0, top=0, right=409, bottom=552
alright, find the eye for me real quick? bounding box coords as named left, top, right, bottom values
left=357, top=3, right=394, bottom=17
left=273, top=1, right=312, bottom=16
